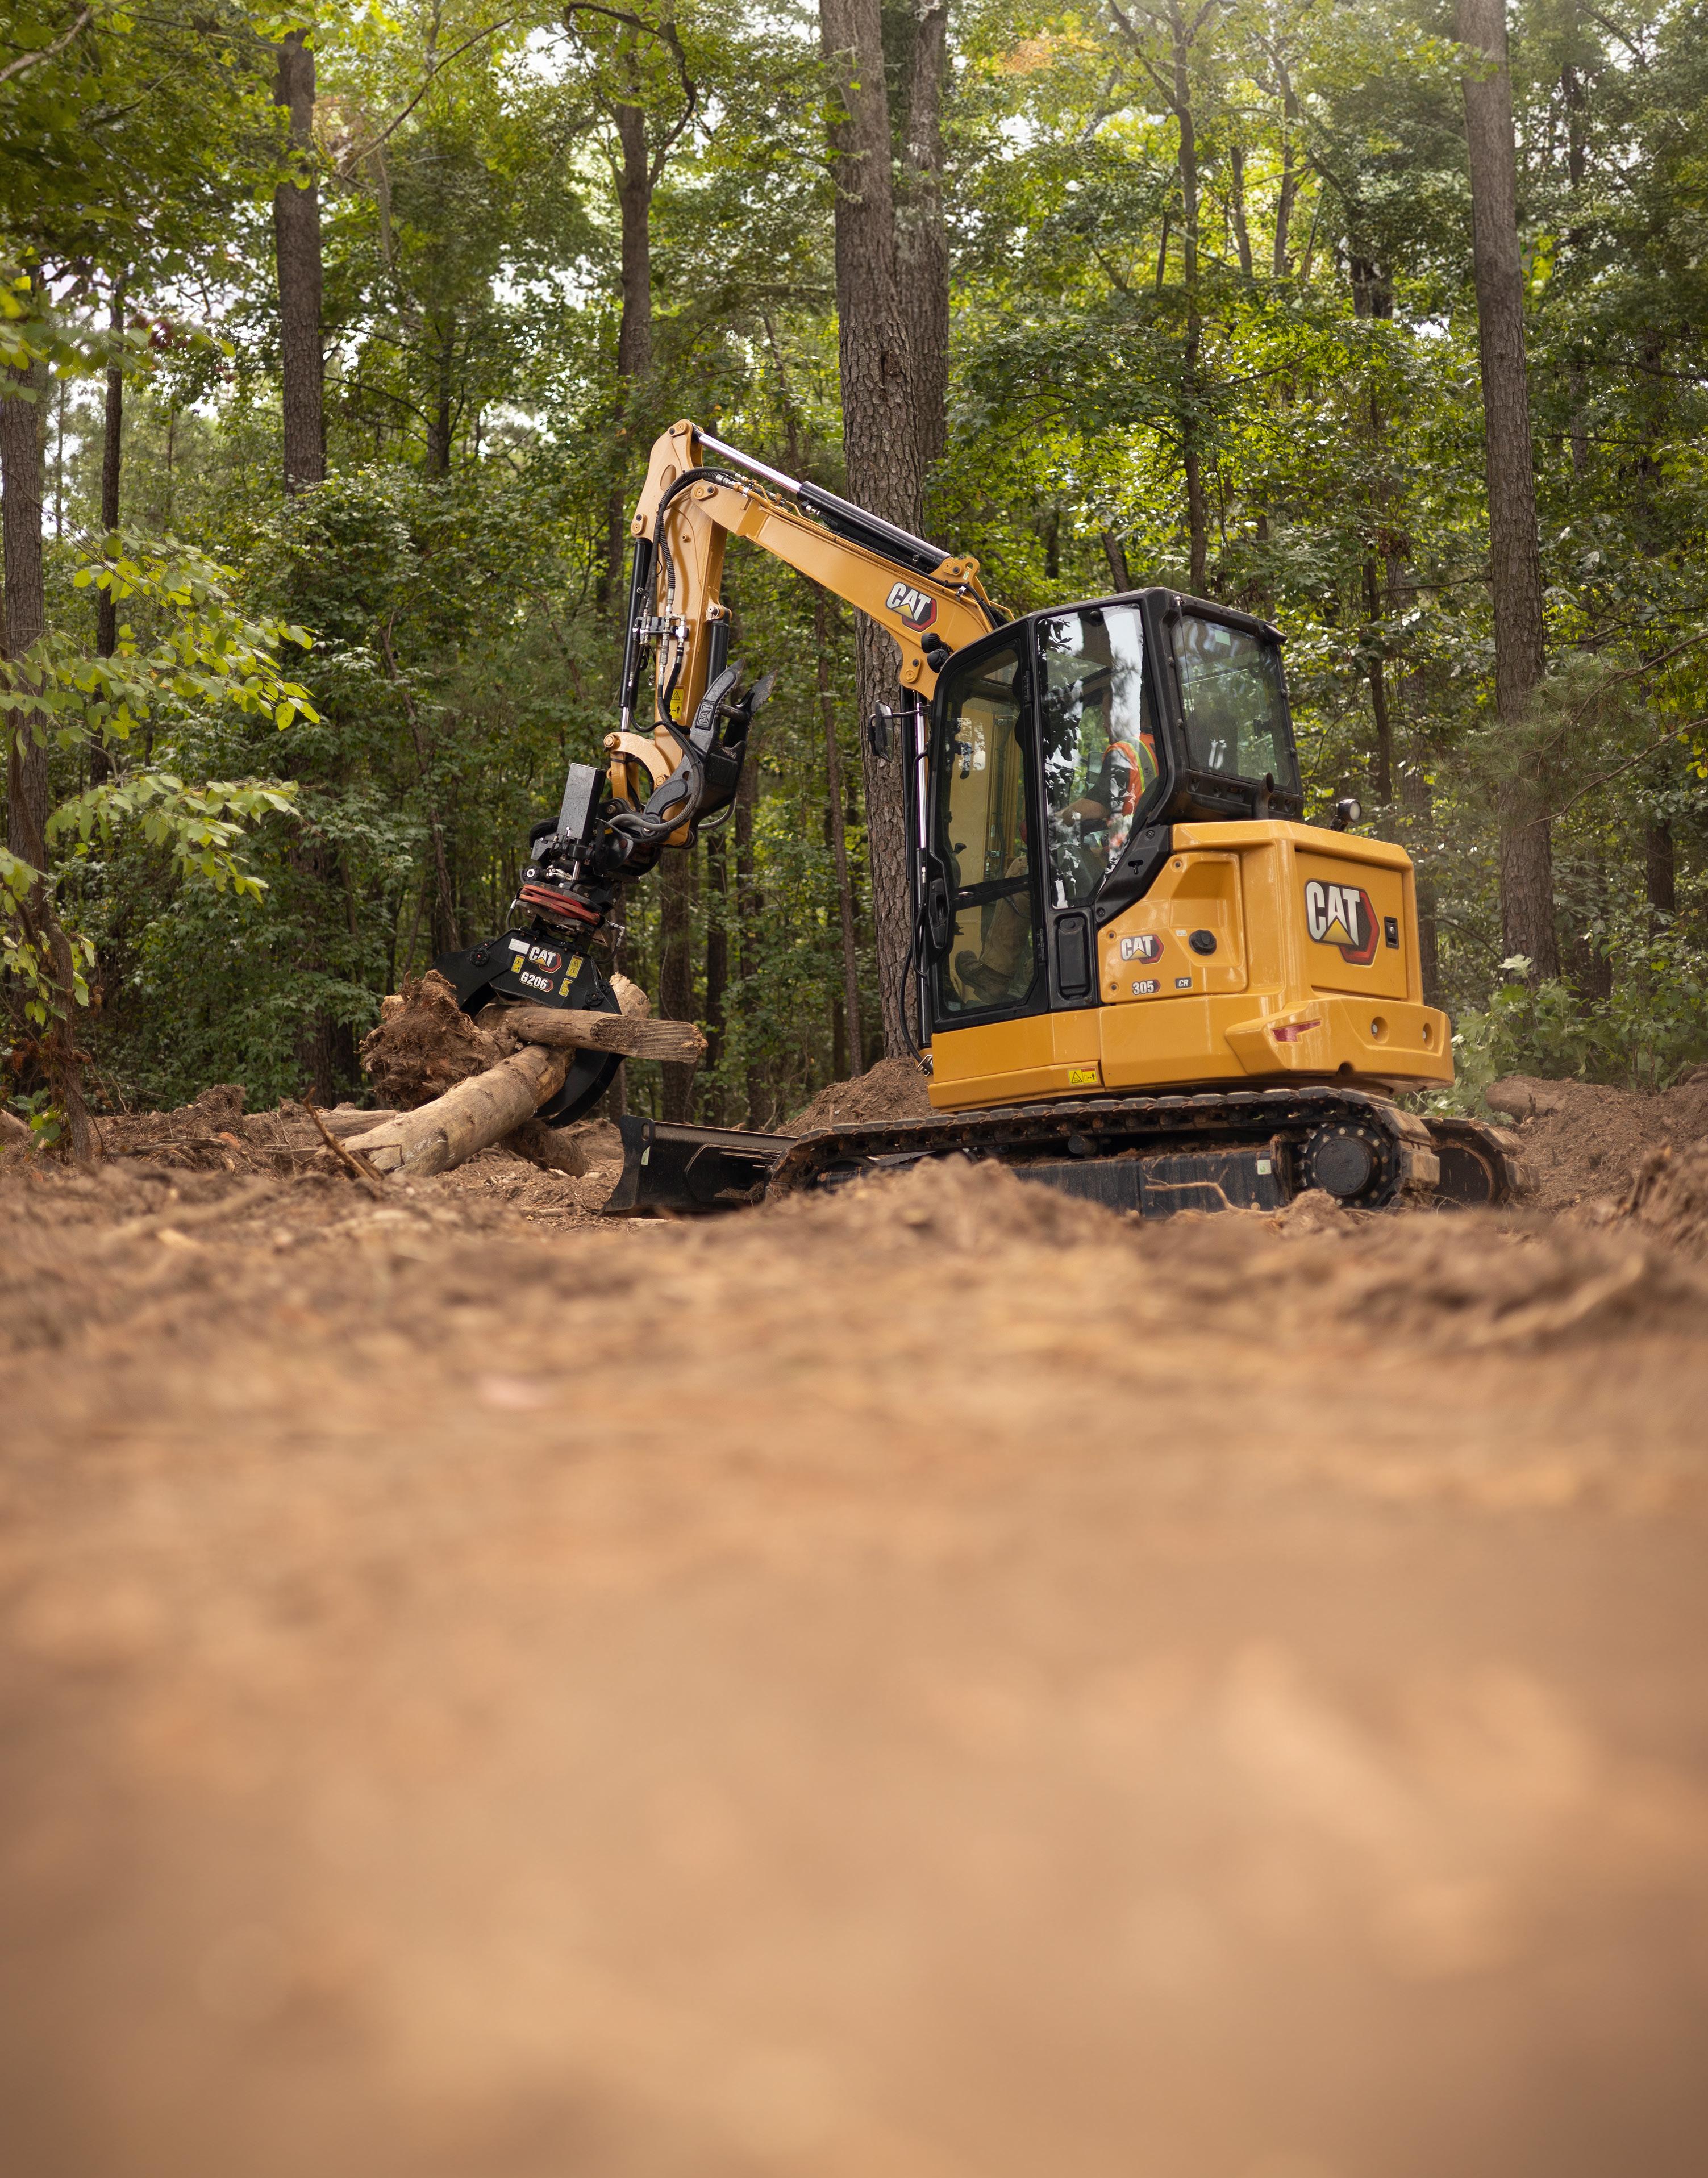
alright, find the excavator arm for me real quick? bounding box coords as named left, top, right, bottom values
left=497, top=419, right=1001, bottom=942
left=434, top=419, right=999, bottom=1122
left=603, top=421, right=999, bottom=837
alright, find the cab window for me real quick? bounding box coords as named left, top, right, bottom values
left=1171, top=614, right=1300, bottom=793
left=933, top=646, right=1038, bottom=1016
left=1038, top=604, right=1159, bottom=907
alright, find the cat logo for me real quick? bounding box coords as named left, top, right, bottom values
left=1119, top=932, right=1163, bottom=963
left=885, top=580, right=937, bottom=630
left=1304, top=879, right=1379, bottom=966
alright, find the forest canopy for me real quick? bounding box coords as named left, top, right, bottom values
left=2, top=0, right=1706, bottom=1138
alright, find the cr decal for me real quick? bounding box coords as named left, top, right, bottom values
left=885, top=580, right=937, bottom=630
left=1303, top=879, right=1378, bottom=966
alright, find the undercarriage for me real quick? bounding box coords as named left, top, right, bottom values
left=604, top=1086, right=1529, bottom=1219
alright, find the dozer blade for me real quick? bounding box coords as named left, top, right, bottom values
left=604, top=1114, right=791, bottom=1216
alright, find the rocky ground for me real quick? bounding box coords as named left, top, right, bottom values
left=3, top=1063, right=1708, bottom=2177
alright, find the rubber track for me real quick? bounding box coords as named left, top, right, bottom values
left=768, top=1084, right=1526, bottom=1211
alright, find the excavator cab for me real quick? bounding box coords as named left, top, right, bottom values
left=918, top=587, right=1462, bottom=1115
left=926, top=591, right=1302, bottom=1033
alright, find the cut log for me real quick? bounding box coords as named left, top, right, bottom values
left=505, top=1117, right=589, bottom=1177
left=313, top=1105, right=400, bottom=1138
left=476, top=1003, right=705, bottom=1064
left=344, top=1044, right=571, bottom=1178
left=610, top=970, right=649, bottom=1019
left=341, top=965, right=698, bottom=1184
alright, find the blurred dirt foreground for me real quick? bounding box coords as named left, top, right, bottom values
left=5, top=1090, right=1708, bottom=2178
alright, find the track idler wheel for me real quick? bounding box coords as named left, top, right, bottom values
left=1301, top=1121, right=1394, bottom=1205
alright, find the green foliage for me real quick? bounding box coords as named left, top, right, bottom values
left=4, top=0, right=1707, bottom=1125
left=1453, top=941, right=1708, bottom=1104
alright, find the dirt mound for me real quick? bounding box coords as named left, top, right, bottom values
left=1295, top=1208, right=1697, bottom=1348
left=1621, top=1139, right=1708, bottom=1260
left=359, top=969, right=505, bottom=1109
left=769, top=1143, right=1120, bottom=1248
left=1488, top=1067, right=1708, bottom=1211
left=96, top=1088, right=401, bottom=1180
left=770, top=1153, right=1702, bottom=1351
left=784, top=1053, right=935, bottom=1134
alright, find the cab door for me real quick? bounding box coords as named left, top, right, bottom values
left=926, top=638, right=1046, bottom=1031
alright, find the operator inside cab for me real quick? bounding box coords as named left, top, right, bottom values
left=937, top=600, right=1165, bottom=1013
left=1039, top=603, right=1159, bottom=905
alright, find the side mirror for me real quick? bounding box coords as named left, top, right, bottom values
left=866, top=705, right=894, bottom=759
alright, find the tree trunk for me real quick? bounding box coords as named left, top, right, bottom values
left=820, top=0, right=932, bottom=1053
left=424, top=319, right=455, bottom=475
left=1566, top=852, right=1613, bottom=1002
left=814, top=591, right=863, bottom=1068
left=1402, top=774, right=1442, bottom=1010
left=1459, top=0, right=1554, bottom=977
left=1645, top=818, right=1676, bottom=931
left=703, top=827, right=727, bottom=1119
left=615, top=97, right=654, bottom=386
left=2, top=355, right=93, bottom=1156
left=1229, top=143, right=1254, bottom=277
left=1117, top=2, right=1209, bottom=593
left=602, top=85, right=655, bottom=607
left=897, top=0, right=949, bottom=481
left=1101, top=529, right=1132, bottom=592
left=735, top=744, right=764, bottom=1122
left=1270, top=51, right=1300, bottom=277
left=273, top=29, right=325, bottom=494
left=89, top=285, right=124, bottom=786
left=2, top=359, right=48, bottom=879
left=1167, top=5, right=1207, bottom=594
left=657, top=845, right=695, bottom=1121
left=1351, top=253, right=1396, bottom=809
left=764, top=318, right=865, bottom=1076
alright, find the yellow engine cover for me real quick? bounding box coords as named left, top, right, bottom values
left=928, top=821, right=1453, bottom=1111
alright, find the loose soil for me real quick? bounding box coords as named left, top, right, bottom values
left=6, top=1064, right=1708, bottom=2178
left=784, top=1052, right=935, bottom=1133
left=1487, top=1064, right=1708, bottom=1210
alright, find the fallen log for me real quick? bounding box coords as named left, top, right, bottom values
left=344, top=1044, right=571, bottom=1178
left=309, top=1104, right=401, bottom=1139
left=476, top=1003, right=705, bottom=1065
left=345, top=967, right=702, bottom=1182
left=504, top=1116, right=589, bottom=1176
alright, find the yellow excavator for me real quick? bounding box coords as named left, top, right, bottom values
left=437, top=419, right=1524, bottom=1215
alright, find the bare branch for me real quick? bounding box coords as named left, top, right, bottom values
left=340, top=14, right=523, bottom=168
left=1567, top=628, right=1708, bottom=729
left=0, top=6, right=94, bottom=89
left=1542, top=717, right=1707, bottom=827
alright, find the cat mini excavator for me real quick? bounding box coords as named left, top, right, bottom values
left=436, top=418, right=1525, bottom=1217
